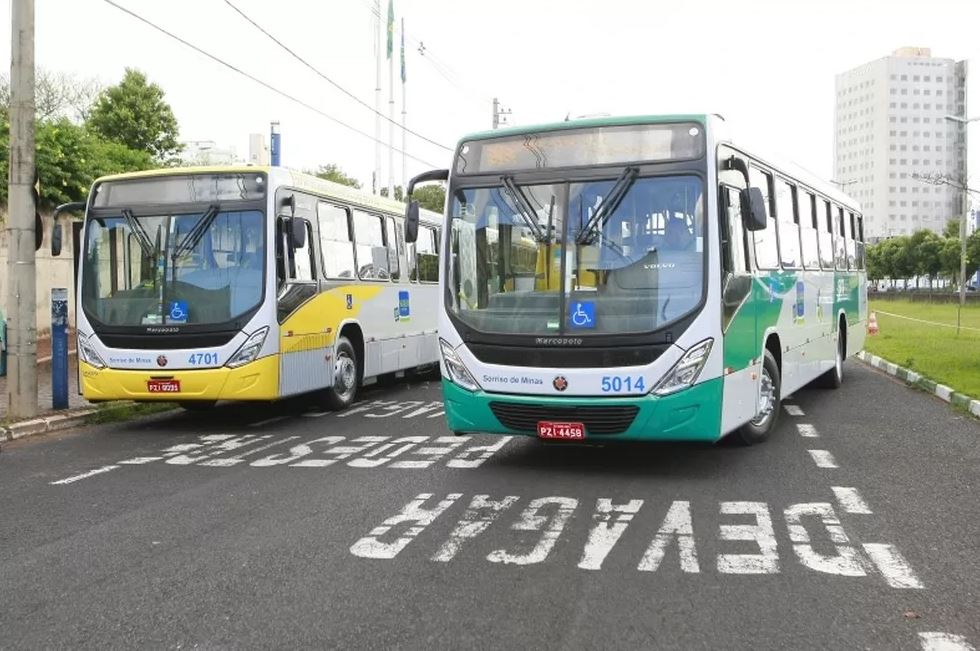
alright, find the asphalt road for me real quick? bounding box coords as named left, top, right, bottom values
left=1, top=362, right=978, bottom=650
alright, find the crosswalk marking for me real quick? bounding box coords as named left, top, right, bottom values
left=796, top=423, right=819, bottom=438
left=832, top=487, right=872, bottom=514
left=919, top=633, right=976, bottom=651
left=807, top=449, right=839, bottom=469
left=784, top=405, right=805, bottom=416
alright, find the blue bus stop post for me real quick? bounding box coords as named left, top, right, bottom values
left=51, top=288, right=69, bottom=410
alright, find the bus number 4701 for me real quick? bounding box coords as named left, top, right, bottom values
left=601, top=376, right=645, bottom=393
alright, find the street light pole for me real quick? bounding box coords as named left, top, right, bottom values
left=944, top=114, right=978, bottom=334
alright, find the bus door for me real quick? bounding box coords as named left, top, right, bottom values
left=275, top=192, right=328, bottom=397
left=718, top=151, right=759, bottom=432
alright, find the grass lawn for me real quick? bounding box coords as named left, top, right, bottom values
left=865, top=298, right=980, bottom=398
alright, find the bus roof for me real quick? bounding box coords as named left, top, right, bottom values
left=458, top=114, right=710, bottom=143
left=456, top=113, right=860, bottom=212
left=90, top=165, right=442, bottom=222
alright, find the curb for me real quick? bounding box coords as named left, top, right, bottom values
left=1, top=408, right=99, bottom=443
left=0, top=402, right=164, bottom=444
left=857, top=351, right=980, bottom=419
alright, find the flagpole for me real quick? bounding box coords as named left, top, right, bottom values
left=373, top=0, right=382, bottom=195
left=400, top=17, right=407, bottom=190
left=387, top=0, right=395, bottom=199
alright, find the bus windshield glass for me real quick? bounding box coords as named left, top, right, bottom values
left=82, top=209, right=265, bottom=327
left=449, top=175, right=704, bottom=336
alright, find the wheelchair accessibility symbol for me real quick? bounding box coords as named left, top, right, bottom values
left=569, top=301, right=596, bottom=329
left=168, top=300, right=189, bottom=324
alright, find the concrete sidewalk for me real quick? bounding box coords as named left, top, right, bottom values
left=0, top=351, right=89, bottom=421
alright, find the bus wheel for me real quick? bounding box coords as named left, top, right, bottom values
left=732, top=350, right=781, bottom=446
left=323, top=336, right=359, bottom=410
left=815, top=327, right=844, bottom=389
left=179, top=400, right=216, bottom=411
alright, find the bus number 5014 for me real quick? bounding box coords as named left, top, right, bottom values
left=600, top=376, right=645, bottom=393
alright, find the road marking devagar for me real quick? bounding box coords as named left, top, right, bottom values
left=919, top=633, right=977, bottom=651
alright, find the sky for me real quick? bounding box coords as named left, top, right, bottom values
left=2, top=0, right=979, bottom=191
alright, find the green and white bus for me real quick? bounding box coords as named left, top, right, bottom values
left=404, top=114, right=866, bottom=444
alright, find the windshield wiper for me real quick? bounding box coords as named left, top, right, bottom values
left=172, top=204, right=219, bottom=261
left=122, top=209, right=155, bottom=258
left=576, top=167, right=639, bottom=245
left=501, top=176, right=548, bottom=243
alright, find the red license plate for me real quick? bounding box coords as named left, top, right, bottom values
left=537, top=421, right=585, bottom=440
left=147, top=379, right=181, bottom=393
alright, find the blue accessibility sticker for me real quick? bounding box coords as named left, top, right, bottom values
left=168, top=300, right=189, bottom=324
left=568, top=301, right=596, bottom=329
left=398, top=291, right=410, bottom=320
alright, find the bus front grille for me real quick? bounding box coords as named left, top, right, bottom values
left=488, top=402, right=639, bottom=435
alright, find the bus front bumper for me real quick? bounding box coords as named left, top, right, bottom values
left=79, top=355, right=280, bottom=402
left=442, top=378, right=724, bottom=442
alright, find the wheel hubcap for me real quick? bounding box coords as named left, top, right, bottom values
left=751, top=370, right=776, bottom=428
left=335, top=353, right=356, bottom=398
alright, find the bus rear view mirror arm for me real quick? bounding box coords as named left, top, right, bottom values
left=50, top=201, right=86, bottom=257
left=404, top=168, right=448, bottom=244
left=740, top=187, right=768, bottom=231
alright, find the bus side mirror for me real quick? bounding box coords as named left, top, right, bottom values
left=289, top=217, right=308, bottom=249
left=405, top=201, right=420, bottom=244
left=51, top=222, right=63, bottom=257
left=741, top=187, right=768, bottom=231
left=51, top=200, right=86, bottom=257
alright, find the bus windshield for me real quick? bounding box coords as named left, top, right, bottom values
left=448, top=175, right=704, bottom=336
left=82, top=209, right=265, bottom=327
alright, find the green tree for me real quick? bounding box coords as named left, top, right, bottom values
left=413, top=184, right=446, bottom=213
left=939, top=237, right=964, bottom=285
left=87, top=68, right=181, bottom=161
left=943, top=219, right=961, bottom=239
left=880, top=236, right=914, bottom=287
left=865, top=242, right=885, bottom=283
left=309, top=163, right=361, bottom=189
left=909, top=229, right=943, bottom=288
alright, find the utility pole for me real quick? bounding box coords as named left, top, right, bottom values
left=373, top=0, right=382, bottom=195
left=5, top=0, right=37, bottom=419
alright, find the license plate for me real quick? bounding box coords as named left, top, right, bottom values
left=537, top=421, right=585, bottom=440
left=147, top=379, right=181, bottom=393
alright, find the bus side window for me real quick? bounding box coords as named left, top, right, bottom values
left=748, top=166, right=779, bottom=269
left=720, top=186, right=748, bottom=275
left=353, top=210, right=388, bottom=280
left=385, top=216, right=401, bottom=281
left=847, top=212, right=859, bottom=270
left=819, top=200, right=835, bottom=270
left=417, top=225, right=439, bottom=283
left=291, top=219, right=316, bottom=282
left=317, top=202, right=356, bottom=279
left=835, top=206, right=848, bottom=270
left=855, top=214, right=866, bottom=270
left=275, top=217, right=287, bottom=287
left=775, top=179, right=800, bottom=269
left=798, top=189, right=820, bottom=270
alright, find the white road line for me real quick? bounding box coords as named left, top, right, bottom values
left=784, top=405, right=805, bottom=416
left=796, top=423, right=819, bottom=438
left=831, top=487, right=872, bottom=514
left=249, top=416, right=290, bottom=428
left=863, top=543, right=925, bottom=589
left=919, top=632, right=976, bottom=651
left=302, top=410, right=333, bottom=418
left=50, top=465, right=119, bottom=485
left=807, top=450, right=839, bottom=469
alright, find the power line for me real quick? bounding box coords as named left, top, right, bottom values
left=101, top=0, right=440, bottom=168
left=223, top=0, right=452, bottom=152
left=356, top=0, right=493, bottom=109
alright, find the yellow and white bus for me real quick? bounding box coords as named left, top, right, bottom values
left=53, top=166, right=443, bottom=410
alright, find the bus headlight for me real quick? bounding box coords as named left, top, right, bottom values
left=652, top=338, right=713, bottom=396
left=226, top=327, right=269, bottom=369
left=440, top=339, right=480, bottom=392
left=78, top=334, right=107, bottom=370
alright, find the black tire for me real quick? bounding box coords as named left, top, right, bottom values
left=179, top=400, right=217, bottom=411
left=321, top=336, right=359, bottom=410
left=731, top=350, right=781, bottom=446
left=815, top=326, right=845, bottom=389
